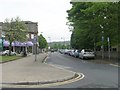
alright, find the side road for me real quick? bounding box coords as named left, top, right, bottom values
left=2, top=53, right=76, bottom=87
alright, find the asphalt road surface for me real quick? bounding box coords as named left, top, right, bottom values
left=46, top=52, right=119, bottom=88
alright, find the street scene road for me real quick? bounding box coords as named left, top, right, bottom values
left=0, top=1, right=119, bottom=90
left=2, top=53, right=80, bottom=88
left=46, top=52, right=118, bottom=88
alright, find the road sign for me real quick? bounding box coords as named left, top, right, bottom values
left=33, top=37, right=37, bottom=44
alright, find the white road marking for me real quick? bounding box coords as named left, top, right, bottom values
left=109, top=64, right=120, bottom=67
left=49, top=64, right=71, bottom=69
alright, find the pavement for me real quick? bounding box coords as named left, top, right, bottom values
left=1, top=52, right=77, bottom=87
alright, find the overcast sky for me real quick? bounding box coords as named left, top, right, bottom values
left=0, top=0, right=72, bottom=42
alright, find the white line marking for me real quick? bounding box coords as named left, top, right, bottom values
left=49, top=64, right=71, bottom=69
left=109, top=64, right=120, bottom=67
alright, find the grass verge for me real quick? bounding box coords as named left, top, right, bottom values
left=0, top=55, right=23, bottom=63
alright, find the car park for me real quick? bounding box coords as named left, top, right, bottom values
left=79, top=49, right=95, bottom=59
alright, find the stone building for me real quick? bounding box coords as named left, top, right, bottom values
left=24, top=21, right=38, bottom=41
left=24, top=21, right=39, bottom=54
left=0, top=21, right=39, bottom=54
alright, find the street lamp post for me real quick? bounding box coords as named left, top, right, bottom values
left=101, top=31, right=104, bottom=60
left=48, top=37, right=51, bottom=49
left=100, top=24, right=104, bottom=60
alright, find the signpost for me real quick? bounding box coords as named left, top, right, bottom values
left=107, top=37, right=110, bottom=60
left=101, top=31, right=104, bottom=60
left=33, top=37, right=37, bottom=61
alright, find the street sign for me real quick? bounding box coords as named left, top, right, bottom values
left=33, top=37, right=37, bottom=44
left=33, top=36, right=37, bottom=62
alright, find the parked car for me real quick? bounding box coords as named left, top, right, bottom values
left=79, top=49, right=95, bottom=59
left=74, top=50, right=80, bottom=58
left=59, top=49, right=65, bottom=54
left=69, top=50, right=75, bottom=56
left=2, top=50, right=17, bottom=56
left=64, top=49, right=71, bottom=55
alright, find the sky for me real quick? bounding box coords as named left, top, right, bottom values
left=0, top=0, right=72, bottom=42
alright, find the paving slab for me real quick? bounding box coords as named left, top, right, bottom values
left=2, top=53, right=75, bottom=85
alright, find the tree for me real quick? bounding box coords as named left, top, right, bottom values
left=38, top=34, right=47, bottom=49
left=67, top=2, right=119, bottom=50
left=52, top=43, right=58, bottom=49
left=3, top=17, right=28, bottom=55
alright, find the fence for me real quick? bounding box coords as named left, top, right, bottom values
left=95, top=51, right=119, bottom=60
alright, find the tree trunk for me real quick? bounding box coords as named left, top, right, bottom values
left=9, top=42, right=12, bottom=56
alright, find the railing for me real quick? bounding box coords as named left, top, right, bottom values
left=95, top=51, right=119, bottom=60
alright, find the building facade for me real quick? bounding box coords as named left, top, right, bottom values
left=24, top=21, right=39, bottom=54
left=0, top=21, right=39, bottom=54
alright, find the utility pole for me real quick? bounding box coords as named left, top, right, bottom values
left=48, top=37, right=51, bottom=49
left=34, top=36, right=37, bottom=61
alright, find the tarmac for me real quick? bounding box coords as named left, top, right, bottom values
left=1, top=52, right=81, bottom=88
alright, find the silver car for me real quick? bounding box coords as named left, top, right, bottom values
left=79, top=49, right=95, bottom=59
left=69, top=50, right=75, bottom=56
left=74, top=50, right=80, bottom=58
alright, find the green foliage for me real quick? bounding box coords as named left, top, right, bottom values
left=3, top=17, right=28, bottom=55
left=4, top=17, right=28, bottom=42
left=67, top=2, right=119, bottom=50
left=50, top=43, right=70, bottom=49
left=38, top=34, right=47, bottom=49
